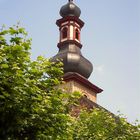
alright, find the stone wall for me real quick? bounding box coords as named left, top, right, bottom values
left=60, top=80, right=97, bottom=103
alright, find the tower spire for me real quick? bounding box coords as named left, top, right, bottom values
left=53, top=0, right=93, bottom=79
left=51, top=0, right=103, bottom=105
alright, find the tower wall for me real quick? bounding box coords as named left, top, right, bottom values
left=61, top=80, right=97, bottom=103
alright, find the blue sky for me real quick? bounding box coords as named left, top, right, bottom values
left=0, top=0, right=140, bottom=123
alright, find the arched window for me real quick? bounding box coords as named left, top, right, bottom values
left=62, top=27, right=68, bottom=39
left=75, top=29, right=79, bottom=40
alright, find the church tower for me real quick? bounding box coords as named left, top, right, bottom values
left=52, top=0, right=103, bottom=109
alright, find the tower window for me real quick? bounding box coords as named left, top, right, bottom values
left=75, top=29, right=79, bottom=40
left=62, top=27, right=68, bottom=39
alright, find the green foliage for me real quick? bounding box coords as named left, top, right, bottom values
left=0, top=25, right=140, bottom=140
left=0, top=25, right=79, bottom=140
left=73, top=109, right=140, bottom=140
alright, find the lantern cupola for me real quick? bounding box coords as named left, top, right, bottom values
left=56, top=0, right=84, bottom=46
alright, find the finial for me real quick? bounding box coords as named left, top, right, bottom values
left=69, top=0, right=73, bottom=2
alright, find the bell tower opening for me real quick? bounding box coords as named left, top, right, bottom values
left=75, top=28, right=79, bottom=40
left=62, top=27, right=68, bottom=39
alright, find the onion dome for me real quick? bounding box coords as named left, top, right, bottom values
left=51, top=43, right=93, bottom=79
left=60, top=0, right=81, bottom=18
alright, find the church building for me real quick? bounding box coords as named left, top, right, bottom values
left=52, top=0, right=103, bottom=111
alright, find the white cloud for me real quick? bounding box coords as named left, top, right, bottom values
left=94, top=64, right=104, bottom=74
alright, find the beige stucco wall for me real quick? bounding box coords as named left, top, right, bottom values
left=60, top=80, right=97, bottom=103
